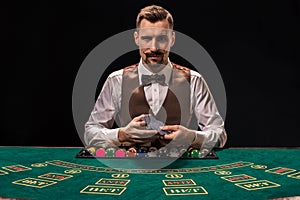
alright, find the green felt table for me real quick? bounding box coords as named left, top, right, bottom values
left=0, top=147, right=299, bottom=200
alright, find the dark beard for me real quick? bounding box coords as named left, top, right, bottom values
left=145, top=55, right=164, bottom=66
left=145, top=61, right=165, bottom=68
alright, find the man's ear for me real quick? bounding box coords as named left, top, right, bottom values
left=170, top=31, right=175, bottom=47
left=134, top=31, right=139, bottom=46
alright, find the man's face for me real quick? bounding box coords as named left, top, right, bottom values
left=134, top=19, right=175, bottom=72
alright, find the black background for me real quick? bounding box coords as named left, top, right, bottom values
left=2, top=0, right=299, bottom=147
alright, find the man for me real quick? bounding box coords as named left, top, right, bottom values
left=84, top=5, right=227, bottom=152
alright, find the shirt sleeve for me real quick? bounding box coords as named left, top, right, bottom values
left=190, top=71, right=227, bottom=148
left=84, top=71, right=122, bottom=148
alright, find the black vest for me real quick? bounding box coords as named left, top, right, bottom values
left=118, top=63, right=192, bottom=129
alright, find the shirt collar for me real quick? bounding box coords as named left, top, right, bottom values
left=138, top=58, right=172, bottom=86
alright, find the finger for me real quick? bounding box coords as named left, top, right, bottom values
left=163, top=133, right=176, bottom=140
left=129, top=138, right=153, bottom=144
left=134, top=121, right=147, bottom=127
left=130, top=129, right=158, bottom=137
left=130, top=133, right=158, bottom=140
left=133, top=114, right=148, bottom=122
left=160, top=125, right=180, bottom=131
left=130, top=140, right=152, bottom=144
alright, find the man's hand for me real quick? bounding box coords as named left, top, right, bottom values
left=118, top=114, right=158, bottom=143
left=160, top=125, right=196, bottom=146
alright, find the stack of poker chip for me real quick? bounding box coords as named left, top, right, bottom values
left=136, top=147, right=148, bottom=157
left=95, top=148, right=106, bottom=157
left=179, top=148, right=189, bottom=158
left=105, top=147, right=116, bottom=157
left=81, top=147, right=96, bottom=157
left=190, top=148, right=200, bottom=158
left=168, top=148, right=180, bottom=158
left=89, top=146, right=203, bottom=159
left=115, top=148, right=126, bottom=157
left=157, top=147, right=168, bottom=157
left=127, top=147, right=137, bottom=157
left=147, top=147, right=158, bottom=157
left=186, top=147, right=202, bottom=158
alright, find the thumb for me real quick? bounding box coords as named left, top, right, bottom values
left=160, top=125, right=179, bottom=131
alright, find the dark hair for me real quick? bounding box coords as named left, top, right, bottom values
left=136, top=5, right=174, bottom=29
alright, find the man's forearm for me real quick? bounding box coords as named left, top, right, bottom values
left=84, top=124, right=120, bottom=148
left=192, top=128, right=227, bottom=148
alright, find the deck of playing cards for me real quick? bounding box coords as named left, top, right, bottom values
left=141, top=115, right=171, bottom=135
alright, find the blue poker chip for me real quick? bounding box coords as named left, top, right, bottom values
left=136, top=147, right=148, bottom=157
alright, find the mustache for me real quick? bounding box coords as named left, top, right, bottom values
left=144, top=52, right=164, bottom=57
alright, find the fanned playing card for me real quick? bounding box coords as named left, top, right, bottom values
left=141, top=115, right=171, bottom=135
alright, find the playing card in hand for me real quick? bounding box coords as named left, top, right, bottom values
left=141, top=115, right=171, bottom=135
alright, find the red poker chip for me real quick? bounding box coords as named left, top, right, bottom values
left=127, top=147, right=137, bottom=157
left=115, top=149, right=126, bottom=157
left=95, top=148, right=106, bottom=157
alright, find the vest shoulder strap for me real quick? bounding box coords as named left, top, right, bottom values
left=123, top=63, right=139, bottom=73
left=171, top=62, right=191, bottom=82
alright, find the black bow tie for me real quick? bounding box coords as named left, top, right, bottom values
left=141, top=74, right=166, bottom=86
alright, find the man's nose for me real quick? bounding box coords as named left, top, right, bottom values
left=149, top=38, right=159, bottom=51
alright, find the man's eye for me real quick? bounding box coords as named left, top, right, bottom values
left=157, top=36, right=168, bottom=42
left=141, top=36, right=152, bottom=41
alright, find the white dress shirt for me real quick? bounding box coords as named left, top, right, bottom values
left=84, top=58, right=227, bottom=149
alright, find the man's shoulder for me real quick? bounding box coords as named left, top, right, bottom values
left=190, top=69, right=203, bottom=78
left=107, top=63, right=139, bottom=79
left=108, top=69, right=123, bottom=78
left=123, top=63, right=139, bottom=73
left=171, top=62, right=204, bottom=81
left=171, top=62, right=190, bottom=72
left=171, top=62, right=202, bottom=77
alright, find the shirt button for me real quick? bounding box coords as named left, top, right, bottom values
left=154, top=89, right=157, bottom=92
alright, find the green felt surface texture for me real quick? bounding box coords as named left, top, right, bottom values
left=0, top=147, right=299, bottom=200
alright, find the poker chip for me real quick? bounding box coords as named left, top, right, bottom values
left=86, top=147, right=96, bottom=156
left=147, top=146, right=158, bottom=157
left=179, top=148, right=189, bottom=158
left=200, top=148, right=209, bottom=158
left=81, top=149, right=91, bottom=156
left=115, top=149, right=126, bottom=157
left=137, top=147, right=148, bottom=157
left=105, top=147, right=116, bottom=157
left=168, top=148, right=180, bottom=158
left=95, top=148, right=106, bottom=157
left=127, top=147, right=137, bottom=157
left=190, top=149, right=200, bottom=158
left=158, top=147, right=168, bottom=157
